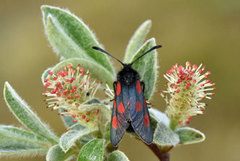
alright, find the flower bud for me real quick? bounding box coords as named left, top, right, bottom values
left=43, top=64, right=104, bottom=129
left=161, top=62, right=215, bottom=127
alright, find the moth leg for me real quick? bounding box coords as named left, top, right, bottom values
left=141, top=81, right=152, bottom=108
left=109, top=81, right=117, bottom=102
left=140, top=81, right=145, bottom=93
left=113, top=81, right=117, bottom=92
left=146, top=101, right=152, bottom=106
left=146, top=101, right=151, bottom=105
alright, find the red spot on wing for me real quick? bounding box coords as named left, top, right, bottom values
left=143, top=98, right=146, bottom=107
left=112, top=116, right=117, bottom=129
left=118, top=102, right=125, bottom=114
left=144, top=114, right=150, bottom=127
left=116, top=81, right=121, bottom=95
left=136, top=101, right=142, bottom=111
left=136, top=80, right=142, bottom=94
left=113, top=100, right=116, bottom=109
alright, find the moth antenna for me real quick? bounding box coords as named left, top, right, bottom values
left=92, top=46, right=124, bottom=66
left=130, top=45, right=162, bottom=65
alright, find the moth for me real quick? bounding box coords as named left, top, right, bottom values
left=93, top=45, right=161, bottom=146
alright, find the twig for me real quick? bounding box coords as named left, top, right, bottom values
left=145, top=143, right=172, bottom=161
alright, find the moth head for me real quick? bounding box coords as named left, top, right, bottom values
left=92, top=45, right=162, bottom=67
left=92, top=45, right=161, bottom=85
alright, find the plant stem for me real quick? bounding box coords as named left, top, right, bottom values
left=145, top=143, right=171, bottom=161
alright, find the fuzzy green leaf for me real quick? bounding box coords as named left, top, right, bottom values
left=130, top=38, right=158, bottom=99
left=149, top=108, right=170, bottom=131
left=78, top=139, right=104, bottom=161
left=149, top=108, right=170, bottom=126
left=46, top=145, right=75, bottom=161
left=78, top=134, right=95, bottom=145
left=104, top=122, right=116, bottom=154
left=48, top=58, right=114, bottom=87
left=154, top=122, right=179, bottom=146
left=124, top=20, right=152, bottom=63
left=0, top=146, right=46, bottom=157
left=60, top=128, right=97, bottom=152
left=60, top=112, right=85, bottom=130
left=0, top=125, right=50, bottom=146
left=3, top=82, right=58, bottom=144
left=175, top=127, right=205, bottom=145
left=107, top=150, right=129, bottom=161
left=104, top=122, right=111, bottom=144
left=41, top=67, right=52, bottom=84
left=0, top=127, right=48, bottom=156
left=41, top=5, right=114, bottom=74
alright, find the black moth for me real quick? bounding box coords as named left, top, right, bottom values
left=93, top=45, right=161, bottom=146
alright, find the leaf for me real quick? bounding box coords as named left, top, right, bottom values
left=3, top=82, right=58, bottom=144
left=58, top=107, right=85, bottom=131
left=0, top=127, right=48, bottom=156
left=175, top=127, right=205, bottom=145
left=104, top=122, right=111, bottom=143
left=0, top=146, right=46, bottom=157
left=130, top=38, right=158, bottom=99
left=124, top=20, right=152, bottom=63
left=107, top=150, right=129, bottom=161
left=46, top=145, right=75, bottom=161
left=153, top=122, right=179, bottom=146
left=78, top=134, right=95, bottom=145
left=48, top=58, right=115, bottom=87
left=60, top=112, right=85, bottom=130
left=41, top=5, right=114, bottom=74
left=149, top=108, right=170, bottom=131
left=78, top=139, right=104, bottom=161
left=0, top=125, right=50, bottom=146
left=149, top=108, right=170, bottom=126
left=60, top=128, right=97, bottom=152
left=41, top=67, right=52, bottom=84
left=103, top=121, right=116, bottom=154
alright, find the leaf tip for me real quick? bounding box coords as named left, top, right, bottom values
left=40, top=5, right=51, bottom=16
left=40, top=5, right=56, bottom=12
left=176, top=127, right=206, bottom=145
left=40, top=5, right=61, bottom=25
left=3, top=81, right=11, bottom=97
left=144, top=19, right=152, bottom=26
left=59, top=142, right=68, bottom=153
left=4, top=81, right=9, bottom=87
left=46, top=14, right=53, bottom=24
left=40, top=4, right=48, bottom=11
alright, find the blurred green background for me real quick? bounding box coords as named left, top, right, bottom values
left=0, top=0, right=240, bottom=161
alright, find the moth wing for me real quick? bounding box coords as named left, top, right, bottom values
left=110, top=81, right=130, bottom=146
left=129, top=80, right=153, bottom=144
